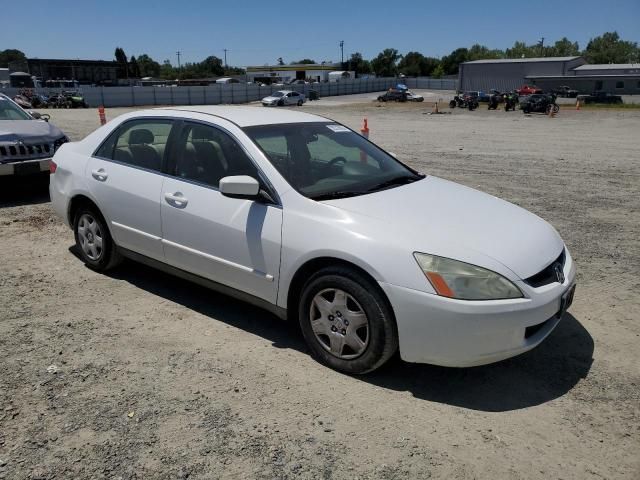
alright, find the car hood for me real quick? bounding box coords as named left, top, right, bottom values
left=0, top=120, right=64, bottom=143
left=324, top=176, right=564, bottom=279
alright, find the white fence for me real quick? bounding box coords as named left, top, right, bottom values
left=2, top=77, right=457, bottom=108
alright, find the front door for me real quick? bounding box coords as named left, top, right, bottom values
left=87, top=118, right=175, bottom=261
left=160, top=121, right=282, bottom=303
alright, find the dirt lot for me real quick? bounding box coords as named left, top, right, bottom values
left=1, top=99, right=639, bottom=479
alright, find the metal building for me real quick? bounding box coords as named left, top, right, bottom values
left=528, top=64, right=640, bottom=95
left=458, top=57, right=587, bottom=92
left=246, top=63, right=353, bottom=84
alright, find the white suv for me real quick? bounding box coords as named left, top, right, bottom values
left=50, top=106, right=576, bottom=373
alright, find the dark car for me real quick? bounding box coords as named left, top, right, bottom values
left=378, top=89, right=408, bottom=102
left=520, top=94, right=559, bottom=114
left=0, top=93, right=68, bottom=176
left=552, top=85, right=579, bottom=98
left=577, top=92, right=623, bottom=104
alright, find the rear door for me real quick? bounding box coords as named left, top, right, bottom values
left=160, top=121, right=282, bottom=303
left=87, top=118, right=175, bottom=261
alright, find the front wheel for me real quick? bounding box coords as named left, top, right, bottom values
left=297, top=100, right=303, bottom=106
left=73, top=206, right=121, bottom=271
left=299, top=267, right=398, bottom=374
left=449, top=100, right=456, bottom=108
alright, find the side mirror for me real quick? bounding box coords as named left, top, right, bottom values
left=219, top=175, right=260, bottom=200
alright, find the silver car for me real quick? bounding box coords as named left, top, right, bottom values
left=262, top=90, right=306, bottom=107
left=0, top=94, right=68, bottom=176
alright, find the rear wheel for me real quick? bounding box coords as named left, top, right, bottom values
left=297, top=99, right=303, bottom=106
left=449, top=100, right=456, bottom=108
left=73, top=206, right=121, bottom=271
left=298, top=266, right=398, bottom=374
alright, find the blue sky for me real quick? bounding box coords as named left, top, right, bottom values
left=1, top=0, right=638, bottom=66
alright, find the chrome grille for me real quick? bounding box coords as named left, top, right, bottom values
left=0, top=141, right=54, bottom=162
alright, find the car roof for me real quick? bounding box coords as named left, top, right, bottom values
left=155, top=105, right=328, bottom=127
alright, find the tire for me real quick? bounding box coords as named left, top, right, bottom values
left=73, top=206, right=121, bottom=272
left=277, top=99, right=284, bottom=107
left=553, top=104, right=560, bottom=113
left=449, top=100, right=456, bottom=108
left=297, top=100, right=303, bottom=106
left=298, top=266, right=398, bottom=374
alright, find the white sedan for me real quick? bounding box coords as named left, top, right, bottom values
left=50, top=106, right=576, bottom=374
left=261, top=90, right=305, bottom=107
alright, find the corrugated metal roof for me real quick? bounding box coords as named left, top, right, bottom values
left=462, top=56, right=581, bottom=64
left=573, top=64, right=640, bottom=70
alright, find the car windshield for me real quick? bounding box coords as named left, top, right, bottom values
left=0, top=97, right=31, bottom=120
left=271, top=91, right=285, bottom=98
left=244, top=122, right=424, bottom=200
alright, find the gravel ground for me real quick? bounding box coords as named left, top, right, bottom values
left=1, top=99, right=639, bottom=479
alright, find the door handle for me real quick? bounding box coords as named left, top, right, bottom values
left=91, top=168, right=108, bottom=181
left=164, top=191, right=188, bottom=208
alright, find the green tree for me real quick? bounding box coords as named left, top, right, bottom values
left=200, top=55, right=224, bottom=76
left=431, top=64, right=445, bottom=78
left=370, top=48, right=401, bottom=77
left=398, top=52, right=443, bottom=76
left=291, top=59, right=315, bottom=64
left=0, top=49, right=27, bottom=68
left=114, top=47, right=129, bottom=78
left=550, top=37, right=580, bottom=56
left=347, top=52, right=371, bottom=75
left=160, top=59, right=176, bottom=79
left=584, top=31, right=639, bottom=64
left=277, top=57, right=285, bottom=66
left=505, top=41, right=535, bottom=58
left=136, top=54, right=161, bottom=77
left=467, top=44, right=504, bottom=61
left=129, top=55, right=141, bottom=78
left=440, top=48, right=469, bottom=75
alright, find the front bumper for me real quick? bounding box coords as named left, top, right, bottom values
left=379, top=250, right=577, bottom=367
left=0, top=158, right=50, bottom=176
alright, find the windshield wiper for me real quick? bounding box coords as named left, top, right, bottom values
left=310, top=190, right=366, bottom=201
left=366, top=174, right=424, bottom=193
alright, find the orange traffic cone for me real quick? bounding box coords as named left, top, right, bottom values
left=98, top=106, right=106, bottom=125
left=360, top=118, right=369, bottom=163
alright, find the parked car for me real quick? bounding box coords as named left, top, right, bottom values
left=517, top=85, right=543, bottom=95
left=215, top=77, right=241, bottom=84
left=377, top=88, right=424, bottom=102
left=0, top=93, right=68, bottom=176
left=262, top=90, right=305, bottom=106
left=552, top=85, right=579, bottom=98
left=49, top=106, right=576, bottom=373
left=520, top=94, right=559, bottom=114
left=577, top=92, right=623, bottom=104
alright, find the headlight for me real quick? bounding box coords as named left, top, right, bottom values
left=413, top=253, right=523, bottom=300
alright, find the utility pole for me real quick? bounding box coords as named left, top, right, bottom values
left=340, top=40, right=344, bottom=65
left=223, top=49, right=228, bottom=69
left=176, top=51, right=181, bottom=78
left=538, top=37, right=545, bottom=56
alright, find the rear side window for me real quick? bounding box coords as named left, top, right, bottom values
left=170, top=122, right=259, bottom=189
left=94, top=119, right=173, bottom=172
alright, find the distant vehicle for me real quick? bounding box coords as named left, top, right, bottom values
left=289, top=79, right=308, bottom=85
left=0, top=93, right=68, bottom=176
left=466, top=91, right=491, bottom=102
left=577, top=92, right=623, bottom=104
left=262, top=90, right=306, bottom=107
left=449, top=93, right=479, bottom=110
left=552, top=85, right=579, bottom=98
left=517, top=85, right=543, bottom=95
left=520, top=94, right=559, bottom=114
left=215, top=77, right=241, bottom=84
left=377, top=88, right=424, bottom=102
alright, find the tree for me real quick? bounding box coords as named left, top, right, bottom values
left=584, top=31, right=639, bottom=64
left=129, top=55, right=141, bottom=78
left=550, top=37, right=580, bottom=56
left=159, top=59, right=176, bottom=79
left=398, top=51, right=442, bottom=77
left=431, top=64, right=445, bottom=79
left=114, top=47, right=129, bottom=78
left=370, top=48, right=401, bottom=77
left=440, top=48, right=469, bottom=75
left=291, top=59, right=315, bottom=64
left=136, top=54, right=161, bottom=77
left=467, top=44, right=504, bottom=61
left=201, top=55, right=225, bottom=76
left=0, top=49, right=27, bottom=68
left=347, top=52, right=371, bottom=75
left=277, top=57, right=285, bottom=66
left=505, top=41, right=534, bottom=58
